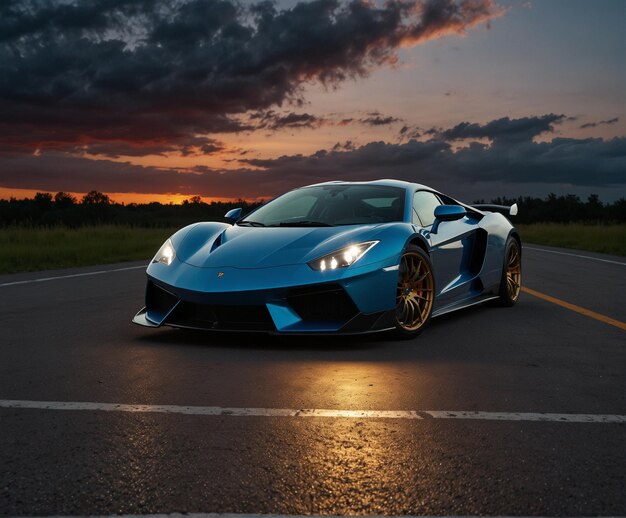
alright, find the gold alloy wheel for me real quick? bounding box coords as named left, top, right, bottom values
left=506, top=241, right=522, bottom=301
left=395, top=252, right=434, bottom=332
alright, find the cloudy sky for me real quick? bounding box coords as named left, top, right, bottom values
left=0, top=0, right=624, bottom=203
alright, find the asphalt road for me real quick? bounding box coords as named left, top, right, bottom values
left=0, top=244, right=625, bottom=516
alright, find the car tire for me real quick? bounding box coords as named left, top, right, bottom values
left=392, top=245, right=435, bottom=339
left=498, top=236, right=522, bottom=306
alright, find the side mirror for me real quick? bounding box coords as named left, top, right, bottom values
left=431, top=205, right=466, bottom=234
left=224, top=207, right=242, bottom=224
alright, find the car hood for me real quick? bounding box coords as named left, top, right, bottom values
left=179, top=224, right=385, bottom=268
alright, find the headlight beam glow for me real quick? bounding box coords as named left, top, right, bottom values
left=153, top=238, right=176, bottom=266
left=308, top=241, right=378, bottom=271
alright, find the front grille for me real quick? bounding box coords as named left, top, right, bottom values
left=166, top=302, right=275, bottom=331
left=287, top=284, right=359, bottom=323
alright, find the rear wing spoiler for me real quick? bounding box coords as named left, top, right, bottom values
left=471, top=203, right=518, bottom=217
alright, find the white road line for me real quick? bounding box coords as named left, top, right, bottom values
left=523, top=246, right=626, bottom=266
left=12, top=515, right=626, bottom=518
left=0, top=400, right=624, bottom=423
left=0, top=265, right=146, bottom=287
left=423, top=410, right=624, bottom=423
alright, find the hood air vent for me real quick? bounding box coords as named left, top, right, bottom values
left=210, top=230, right=226, bottom=253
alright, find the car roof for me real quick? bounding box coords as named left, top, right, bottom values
left=300, top=179, right=435, bottom=192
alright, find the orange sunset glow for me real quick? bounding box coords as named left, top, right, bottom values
left=0, top=188, right=243, bottom=205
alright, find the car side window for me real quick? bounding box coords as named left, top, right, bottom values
left=413, top=191, right=442, bottom=227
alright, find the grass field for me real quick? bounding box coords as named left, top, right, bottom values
left=517, top=223, right=626, bottom=257
left=0, top=225, right=178, bottom=274
left=0, top=223, right=624, bottom=274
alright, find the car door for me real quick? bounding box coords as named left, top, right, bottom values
left=412, top=191, right=478, bottom=307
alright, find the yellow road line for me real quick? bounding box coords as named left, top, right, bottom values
left=522, top=286, right=626, bottom=331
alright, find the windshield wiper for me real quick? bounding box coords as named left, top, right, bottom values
left=275, top=220, right=334, bottom=227
left=237, top=220, right=266, bottom=227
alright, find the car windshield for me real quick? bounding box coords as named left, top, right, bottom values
left=239, top=184, right=406, bottom=227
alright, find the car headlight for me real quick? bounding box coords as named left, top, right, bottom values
left=152, top=238, right=176, bottom=266
left=308, top=241, right=378, bottom=271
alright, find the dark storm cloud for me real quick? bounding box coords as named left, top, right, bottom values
left=237, top=131, right=626, bottom=195
left=332, top=140, right=357, bottom=151
left=67, top=137, right=226, bottom=158
left=251, top=111, right=326, bottom=130
left=399, top=125, right=421, bottom=139
left=232, top=115, right=624, bottom=191
left=260, top=110, right=405, bottom=129
left=579, top=117, right=619, bottom=129
left=0, top=0, right=503, bottom=154
left=438, top=114, right=566, bottom=142
left=0, top=153, right=282, bottom=198
left=360, top=112, right=402, bottom=126
left=4, top=115, right=623, bottom=199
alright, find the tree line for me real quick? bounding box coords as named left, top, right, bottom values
left=0, top=190, right=624, bottom=227
left=478, top=194, right=625, bottom=224
left=0, top=191, right=262, bottom=228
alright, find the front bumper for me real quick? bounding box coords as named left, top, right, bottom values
left=132, top=259, right=399, bottom=334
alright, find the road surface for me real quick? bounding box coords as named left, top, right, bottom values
left=0, top=244, right=624, bottom=516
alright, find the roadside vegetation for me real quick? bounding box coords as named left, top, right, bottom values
left=0, top=191, right=624, bottom=273
left=517, top=223, right=626, bottom=257
left=0, top=225, right=179, bottom=273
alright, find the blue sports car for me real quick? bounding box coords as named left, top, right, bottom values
left=132, top=180, right=521, bottom=338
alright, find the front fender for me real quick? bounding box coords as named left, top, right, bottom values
left=147, top=221, right=230, bottom=277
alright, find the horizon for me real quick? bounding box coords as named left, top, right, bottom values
left=2, top=186, right=623, bottom=208
left=1, top=0, right=624, bottom=203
